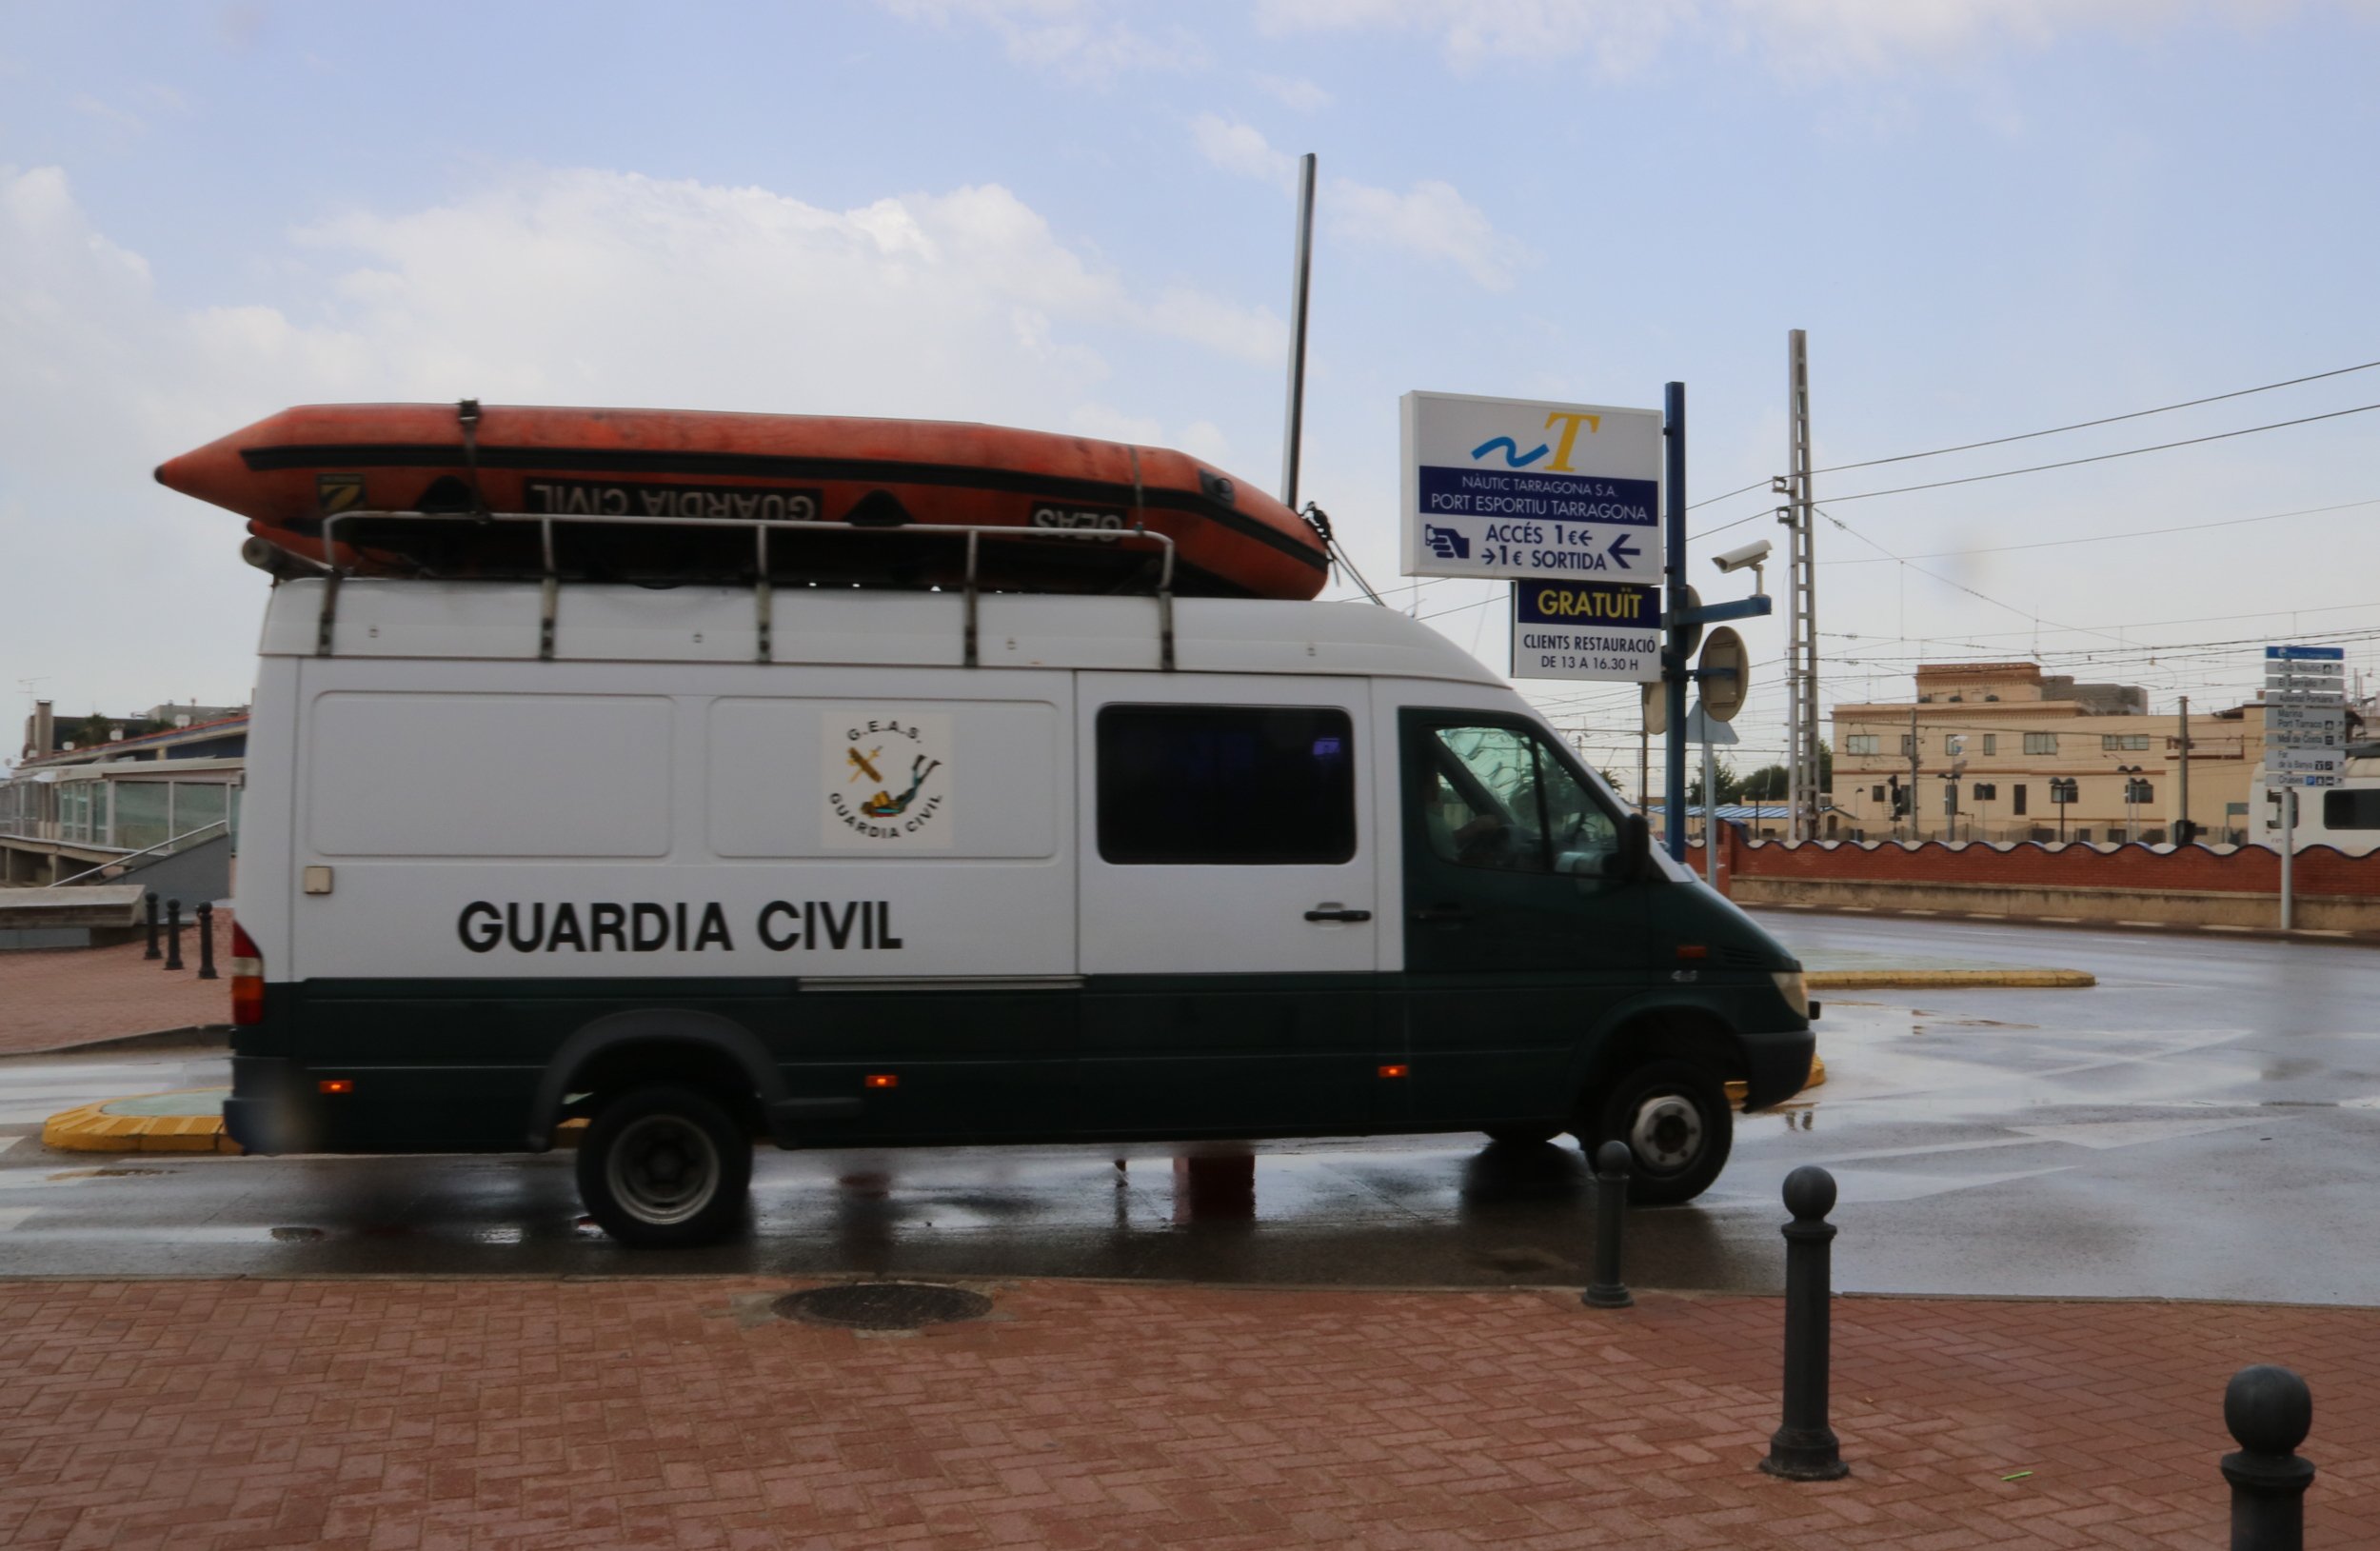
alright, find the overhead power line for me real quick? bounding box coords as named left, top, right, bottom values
left=1813, top=357, right=2380, bottom=475
left=1817, top=494, right=2380, bottom=567
left=1823, top=400, right=2380, bottom=505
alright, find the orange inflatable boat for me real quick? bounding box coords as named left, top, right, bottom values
left=155, top=402, right=1330, bottom=600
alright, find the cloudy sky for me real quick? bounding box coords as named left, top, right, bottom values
left=5, top=0, right=2377, bottom=784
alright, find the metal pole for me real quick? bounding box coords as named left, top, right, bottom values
left=2280, top=787, right=2295, bottom=931
left=1638, top=726, right=1650, bottom=816
left=1582, top=1141, right=1633, bottom=1308
left=1703, top=738, right=1720, bottom=888
left=2179, top=695, right=2192, bottom=844
left=2221, top=1364, right=2314, bottom=1551
left=1279, top=152, right=1318, bottom=509
left=1663, top=383, right=1689, bottom=862
left=1761, top=1165, right=1848, bottom=1480
left=163, top=898, right=185, bottom=972
left=1907, top=706, right=1921, bottom=843
left=143, top=890, right=161, bottom=961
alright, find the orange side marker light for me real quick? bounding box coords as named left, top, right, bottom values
left=1676, top=945, right=1710, bottom=960
left=1378, top=1064, right=1410, bottom=1080
left=318, top=1079, right=355, bottom=1096
left=864, top=1074, right=900, bottom=1090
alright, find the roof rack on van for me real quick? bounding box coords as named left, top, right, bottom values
left=301, top=507, right=1180, bottom=669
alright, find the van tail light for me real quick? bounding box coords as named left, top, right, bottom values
left=229, top=921, right=265, bottom=1025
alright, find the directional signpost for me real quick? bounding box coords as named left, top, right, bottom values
left=2264, top=645, right=2347, bottom=929
left=1398, top=383, right=1771, bottom=863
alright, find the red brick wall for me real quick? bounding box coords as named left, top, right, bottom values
left=1682, top=831, right=2380, bottom=899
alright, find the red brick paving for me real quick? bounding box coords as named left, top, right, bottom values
left=0, top=1279, right=2373, bottom=1549
left=0, top=910, right=231, bottom=1053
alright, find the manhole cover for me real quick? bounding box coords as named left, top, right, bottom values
left=774, top=1283, right=992, bottom=1330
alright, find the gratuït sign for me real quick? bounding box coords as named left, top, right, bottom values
left=1399, top=391, right=1662, bottom=583
left=1509, top=580, right=1661, bottom=683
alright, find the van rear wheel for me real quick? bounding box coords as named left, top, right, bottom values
left=576, top=1084, right=751, bottom=1247
left=1594, top=1060, right=1731, bottom=1205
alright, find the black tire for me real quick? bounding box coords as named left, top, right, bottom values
left=576, top=1084, right=752, bottom=1247
left=1482, top=1123, right=1564, bottom=1147
left=1593, top=1060, right=1732, bottom=1205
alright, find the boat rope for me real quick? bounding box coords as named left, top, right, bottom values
left=1302, top=503, right=1385, bottom=606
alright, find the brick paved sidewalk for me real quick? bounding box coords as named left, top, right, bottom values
left=2, top=1279, right=2374, bottom=1550
left=0, top=910, right=231, bottom=1054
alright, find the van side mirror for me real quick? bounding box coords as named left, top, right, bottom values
left=1602, top=812, right=1652, bottom=881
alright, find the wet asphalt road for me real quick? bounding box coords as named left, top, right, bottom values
left=3, top=913, right=2378, bottom=1303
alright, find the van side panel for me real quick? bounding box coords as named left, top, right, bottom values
left=252, top=658, right=1078, bottom=1150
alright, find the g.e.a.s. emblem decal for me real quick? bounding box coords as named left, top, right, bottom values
left=822, top=712, right=953, bottom=848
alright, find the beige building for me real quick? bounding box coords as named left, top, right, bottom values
left=1829, top=663, right=2267, bottom=845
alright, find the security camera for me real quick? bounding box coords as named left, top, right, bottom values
left=1712, top=540, right=1773, bottom=573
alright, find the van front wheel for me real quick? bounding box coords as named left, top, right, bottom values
left=1594, top=1060, right=1732, bottom=1205
left=577, top=1084, right=752, bottom=1247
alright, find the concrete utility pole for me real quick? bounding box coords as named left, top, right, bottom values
left=2177, top=695, right=2192, bottom=845
left=1783, top=330, right=1820, bottom=841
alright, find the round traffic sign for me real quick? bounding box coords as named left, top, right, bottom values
left=1697, top=626, right=1749, bottom=724
left=1641, top=680, right=1667, bottom=736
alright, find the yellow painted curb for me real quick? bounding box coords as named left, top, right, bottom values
left=42, top=1092, right=243, bottom=1155
left=1807, top=968, right=2094, bottom=990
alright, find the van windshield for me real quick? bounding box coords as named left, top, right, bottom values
left=1424, top=725, right=1616, bottom=873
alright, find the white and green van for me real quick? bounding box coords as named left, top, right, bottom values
left=226, top=576, right=1815, bottom=1244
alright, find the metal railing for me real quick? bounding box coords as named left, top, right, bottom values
left=50, top=819, right=229, bottom=887
left=301, top=507, right=1181, bottom=670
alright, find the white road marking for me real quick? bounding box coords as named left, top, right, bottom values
left=2008, top=1117, right=2266, bottom=1150
left=0, top=1138, right=18, bottom=1157
left=0, top=1208, right=38, bottom=1231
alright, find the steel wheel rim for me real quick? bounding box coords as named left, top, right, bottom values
left=606, top=1113, right=721, bottom=1226
left=1627, top=1093, right=1704, bottom=1173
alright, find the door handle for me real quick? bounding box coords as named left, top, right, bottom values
left=1304, top=906, right=1374, bottom=924
left=1410, top=904, right=1472, bottom=924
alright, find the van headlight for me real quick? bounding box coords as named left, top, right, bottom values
left=1771, top=970, right=1809, bottom=1019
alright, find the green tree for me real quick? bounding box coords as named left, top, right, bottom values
left=1685, top=758, right=1741, bottom=805
left=1739, top=764, right=1789, bottom=800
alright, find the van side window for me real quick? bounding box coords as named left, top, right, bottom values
left=1423, top=725, right=1616, bottom=872
left=1097, top=706, right=1357, bottom=865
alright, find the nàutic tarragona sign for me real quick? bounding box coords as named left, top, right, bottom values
left=1399, top=390, right=1665, bottom=684
left=1399, top=391, right=1663, bottom=583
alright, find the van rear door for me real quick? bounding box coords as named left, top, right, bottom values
left=1074, top=675, right=1380, bottom=1137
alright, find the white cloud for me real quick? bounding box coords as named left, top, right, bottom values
left=1191, top=117, right=1535, bottom=290
left=1191, top=112, right=1298, bottom=190
left=0, top=163, right=1279, bottom=709
left=1254, top=73, right=1334, bottom=111
left=1254, top=0, right=2322, bottom=76
left=876, top=0, right=1207, bottom=82
left=1327, top=176, right=1534, bottom=290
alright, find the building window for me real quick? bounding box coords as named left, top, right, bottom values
left=1871, top=785, right=1887, bottom=802
left=1981, top=734, right=1996, bottom=755
left=2102, top=734, right=2150, bottom=751
left=1844, top=734, right=1879, bottom=755
left=1097, top=706, right=1356, bottom=865
left=2024, top=732, right=2058, bottom=755
left=1973, top=783, right=1997, bottom=801
left=1899, top=734, right=1915, bottom=757
left=2013, top=785, right=2028, bottom=816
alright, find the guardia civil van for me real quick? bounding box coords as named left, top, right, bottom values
left=225, top=572, right=1816, bottom=1244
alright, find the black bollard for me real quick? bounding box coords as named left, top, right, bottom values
left=194, top=901, right=219, bottom=980
left=1761, top=1165, right=1849, bottom=1480
left=143, top=891, right=161, bottom=960
left=1582, top=1140, right=1634, bottom=1309
left=2222, top=1365, right=2313, bottom=1551
left=163, top=899, right=185, bottom=971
